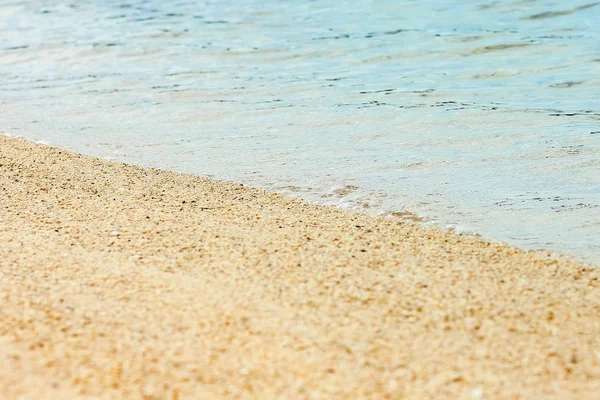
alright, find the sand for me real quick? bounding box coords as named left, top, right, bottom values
left=1, top=135, right=599, bottom=399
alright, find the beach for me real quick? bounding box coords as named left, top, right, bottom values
left=3, top=0, right=600, bottom=260
left=1, top=134, right=599, bottom=399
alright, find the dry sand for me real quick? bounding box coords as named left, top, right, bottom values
left=1, top=134, right=599, bottom=399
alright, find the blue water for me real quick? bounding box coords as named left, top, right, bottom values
left=1, top=0, right=599, bottom=263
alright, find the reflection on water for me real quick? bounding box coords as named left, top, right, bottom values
left=1, top=0, right=599, bottom=263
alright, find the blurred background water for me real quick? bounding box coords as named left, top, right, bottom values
left=1, top=0, right=599, bottom=262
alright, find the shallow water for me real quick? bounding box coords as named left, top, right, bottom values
left=1, top=0, right=599, bottom=262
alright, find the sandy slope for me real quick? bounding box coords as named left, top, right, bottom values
left=1, top=135, right=599, bottom=399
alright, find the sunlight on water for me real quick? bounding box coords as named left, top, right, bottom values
left=1, top=0, right=599, bottom=262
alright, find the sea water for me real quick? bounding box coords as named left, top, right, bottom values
left=1, top=0, right=599, bottom=263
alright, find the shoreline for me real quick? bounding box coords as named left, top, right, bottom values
left=1, top=134, right=599, bottom=398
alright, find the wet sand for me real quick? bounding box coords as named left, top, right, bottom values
left=1, top=135, right=599, bottom=399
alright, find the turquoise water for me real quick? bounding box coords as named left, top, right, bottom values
left=1, top=0, right=599, bottom=263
